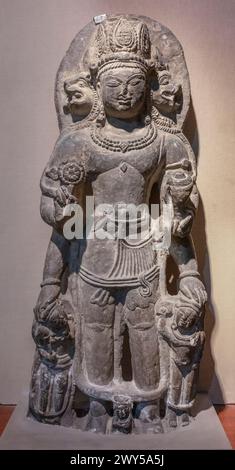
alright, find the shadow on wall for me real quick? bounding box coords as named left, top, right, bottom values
left=186, top=101, right=224, bottom=404
left=192, top=197, right=224, bottom=403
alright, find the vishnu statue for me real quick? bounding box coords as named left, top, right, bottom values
left=28, top=14, right=207, bottom=434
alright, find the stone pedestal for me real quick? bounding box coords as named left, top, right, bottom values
left=0, top=394, right=231, bottom=450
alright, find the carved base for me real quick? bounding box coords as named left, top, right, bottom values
left=1, top=394, right=231, bottom=449
left=28, top=386, right=195, bottom=434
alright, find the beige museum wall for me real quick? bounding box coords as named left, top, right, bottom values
left=0, top=0, right=234, bottom=404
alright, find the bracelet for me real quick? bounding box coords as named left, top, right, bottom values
left=40, top=278, right=61, bottom=287
left=179, top=270, right=200, bottom=280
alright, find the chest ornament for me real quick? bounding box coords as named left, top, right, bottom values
left=90, top=122, right=157, bottom=152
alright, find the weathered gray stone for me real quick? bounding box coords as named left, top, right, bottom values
left=28, top=14, right=207, bottom=435
left=1, top=395, right=231, bottom=449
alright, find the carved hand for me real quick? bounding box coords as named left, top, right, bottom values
left=54, top=200, right=65, bottom=223
left=179, top=276, right=207, bottom=304
left=172, top=210, right=194, bottom=238
left=167, top=170, right=193, bottom=204
left=174, top=276, right=207, bottom=328
left=155, top=297, right=175, bottom=318
left=55, top=186, right=69, bottom=206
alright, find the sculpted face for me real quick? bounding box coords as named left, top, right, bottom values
left=64, top=76, right=94, bottom=118
left=98, top=66, right=147, bottom=119
left=153, top=70, right=182, bottom=115
left=175, top=307, right=197, bottom=330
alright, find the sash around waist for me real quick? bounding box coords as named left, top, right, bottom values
left=78, top=262, right=159, bottom=288
left=78, top=236, right=159, bottom=288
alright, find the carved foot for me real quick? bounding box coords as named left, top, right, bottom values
left=85, top=400, right=108, bottom=433
left=179, top=411, right=190, bottom=427
left=166, top=407, right=191, bottom=428
left=166, top=407, right=177, bottom=428
left=136, top=402, right=163, bottom=433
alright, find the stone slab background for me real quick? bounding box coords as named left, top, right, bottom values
left=0, top=0, right=234, bottom=403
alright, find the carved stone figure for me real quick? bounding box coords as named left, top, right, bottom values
left=28, top=14, right=207, bottom=434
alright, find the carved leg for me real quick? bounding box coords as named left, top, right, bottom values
left=54, top=371, right=69, bottom=412
left=29, top=357, right=53, bottom=421
left=39, top=363, right=51, bottom=413
left=125, top=303, right=160, bottom=390
left=178, top=366, right=199, bottom=426
left=166, top=406, right=178, bottom=428
left=166, top=354, right=182, bottom=427
left=125, top=292, right=161, bottom=432
left=81, top=283, right=115, bottom=385
left=28, top=351, right=41, bottom=414
left=167, top=355, right=196, bottom=427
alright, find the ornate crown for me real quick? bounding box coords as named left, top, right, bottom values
left=93, top=16, right=152, bottom=76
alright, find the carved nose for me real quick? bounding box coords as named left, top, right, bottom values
left=120, top=83, right=128, bottom=95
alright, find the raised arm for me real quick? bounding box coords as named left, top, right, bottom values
left=161, top=133, right=198, bottom=239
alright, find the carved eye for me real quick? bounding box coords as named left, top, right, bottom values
left=106, top=79, right=122, bottom=87
left=129, top=79, right=142, bottom=86
left=128, top=76, right=145, bottom=86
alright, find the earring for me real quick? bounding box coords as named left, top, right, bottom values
left=144, top=114, right=151, bottom=126
left=144, top=88, right=152, bottom=126
left=96, top=99, right=106, bottom=127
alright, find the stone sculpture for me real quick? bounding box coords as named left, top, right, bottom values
left=28, top=14, right=207, bottom=433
